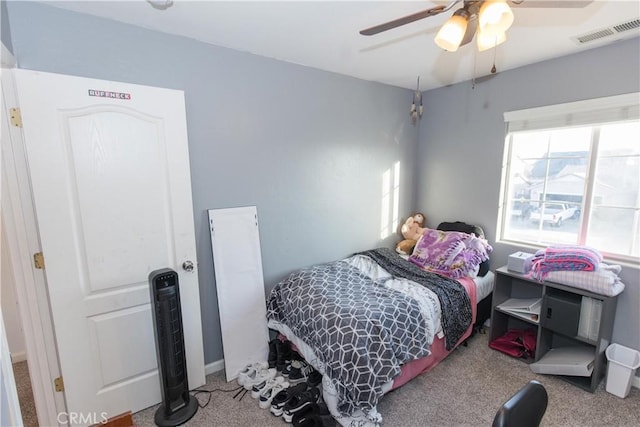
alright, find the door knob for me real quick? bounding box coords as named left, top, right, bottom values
left=182, top=260, right=194, bottom=272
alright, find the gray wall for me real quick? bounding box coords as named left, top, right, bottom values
left=7, top=1, right=639, bottom=371
left=417, top=37, right=640, bottom=357
left=1, top=0, right=12, bottom=53
left=5, top=2, right=419, bottom=364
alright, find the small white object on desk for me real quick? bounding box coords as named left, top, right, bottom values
left=507, top=251, right=534, bottom=274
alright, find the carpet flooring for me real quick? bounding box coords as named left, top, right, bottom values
left=12, top=360, right=38, bottom=427
left=133, top=331, right=640, bottom=427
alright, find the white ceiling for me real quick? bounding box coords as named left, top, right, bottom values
left=39, top=0, right=640, bottom=91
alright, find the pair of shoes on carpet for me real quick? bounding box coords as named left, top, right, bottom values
left=270, top=338, right=310, bottom=377
left=270, top=382, right=307, bottom=417
left=270, top=382, right=321, bottom=421
left=286, top=359, right=317, bottom=384
left=269, top=338, right=294, bottom=371
left=268, top=338, right=279, bottom=369
left=304, top=369, right=322, bottom=388
left=259, top=381, right=290, bottom=409
left=237, top=362, right=277, bottom=391
left=258, top=377, right=290, bottom=409
left=256, top=377, right=290, bottom=409
left=282, top=385, right=322, bottom=423
left=251, top=375, right=286, bottom=399
left=292, top=402, right=336, bottom=427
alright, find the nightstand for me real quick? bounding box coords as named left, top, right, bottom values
left=489, top=266, right=618, bottom=392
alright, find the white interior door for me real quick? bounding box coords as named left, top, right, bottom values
left=1, top=64, right=24, bottom=427
left=208, top=206, right=269, bottom=381
left=13, top=69, right=205, bottom=423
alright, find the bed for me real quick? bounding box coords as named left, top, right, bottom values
left=266, top=224, right=493, bottom=427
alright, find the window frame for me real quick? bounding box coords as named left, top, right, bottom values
left=497, top=93, right=640, bottom=265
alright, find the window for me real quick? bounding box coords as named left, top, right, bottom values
left=499, top=93, right=640, bottom=263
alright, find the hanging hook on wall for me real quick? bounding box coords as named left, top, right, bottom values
left=410, top=76, right=423, bottom=125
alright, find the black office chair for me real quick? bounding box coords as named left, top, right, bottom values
left=492, top=380, right=548, bottom=427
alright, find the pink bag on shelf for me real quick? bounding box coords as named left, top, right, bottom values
left=489, top=329, right=537, bottom=359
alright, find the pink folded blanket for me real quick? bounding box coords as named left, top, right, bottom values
left=530, top=245, right=602, bottom=281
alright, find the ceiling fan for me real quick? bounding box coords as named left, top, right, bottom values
left=360, top=0, right=593, bottom=52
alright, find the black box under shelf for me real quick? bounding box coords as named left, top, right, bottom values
left=542, top=290, right=581, bottom=337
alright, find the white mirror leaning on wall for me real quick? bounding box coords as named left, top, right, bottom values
left=208, top=206, right=270, bottom=381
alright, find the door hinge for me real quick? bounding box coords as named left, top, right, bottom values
left=9, top=108, right=22, bottom=128
left=33, top=252, right=45, bottom=269
left=54, top=376, right=64, bottom=392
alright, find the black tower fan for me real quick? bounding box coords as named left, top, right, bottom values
left=149, top=268, right=198, bottom=426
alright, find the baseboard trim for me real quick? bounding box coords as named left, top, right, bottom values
left=633, top=375, right=640, bottom=390
left=205, top=359, right=225, bottom=376
left=11, top=351, right=27, bottom=363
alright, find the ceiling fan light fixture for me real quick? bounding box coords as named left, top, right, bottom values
left=479, top=0, right=514, bottom=37
left=434, top=9, right=469, bottom=52
left=477, top=30, right=507, bottom=52
left=146, top=0, right=174, bottom=10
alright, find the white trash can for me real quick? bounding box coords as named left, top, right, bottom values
left=605, top=343, right=640, bottom=398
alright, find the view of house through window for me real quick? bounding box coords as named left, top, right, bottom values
left=501, top=120, right=640, bottom=261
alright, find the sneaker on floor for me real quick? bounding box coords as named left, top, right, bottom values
left=306, top=370, right=322, bottom=388
left=251, top=376, right=284, bottom=399
left=243, top=366, right=277, bottom=390
left=293, top=413, right=336, bottom=427
left=268, top=339, right=278, bottom=369
left=283, top=349, right=306, bottom=375
left=276, top=339, right=292, bottom=372
left=288, top=360, right=314, bottom=384
left=259, top=379, right=289, bottom=409
left=292, top=402, right=334, bottom=427
left=282, top=386, right=321, bottom=423
left=270, top=382, right=308, bottom=417
left=282, top=359, right=302, bottom=378
left=237, top=361, right=268, bottom=386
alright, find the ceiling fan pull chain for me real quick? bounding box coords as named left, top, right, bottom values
left=472, top=50, right=478, bottom=89
left=491, top=43, right=498, bottom=74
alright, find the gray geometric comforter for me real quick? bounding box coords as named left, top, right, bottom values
left=266, top=248, right=471, bottom=417
left=357, top=247, right=472, bottom=350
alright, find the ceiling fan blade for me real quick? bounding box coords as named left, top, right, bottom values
left=510, top=0, right=593, bottom=8
left=459, top=13, right=478, bottom=47
left=359, top=5, right=447, bottom=36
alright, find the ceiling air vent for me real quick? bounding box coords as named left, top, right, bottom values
left=613, top=19, right=640, bottom=33
left=573, top=18, right=640, bottom=45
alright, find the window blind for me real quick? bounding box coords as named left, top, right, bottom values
left=504, top=92, right=640, bottom=133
